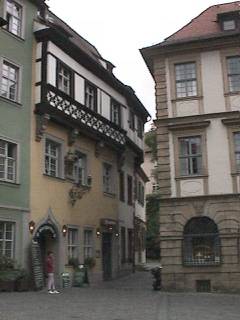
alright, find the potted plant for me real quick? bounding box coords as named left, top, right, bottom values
left=84, top=257, right=96, bottom=270
left=15, top=269, right=29, bottom=292
left=68, top=257, right=80, bottom=270
left=0, top=256, right=17, bottom=292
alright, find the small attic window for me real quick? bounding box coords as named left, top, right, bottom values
left=223, top=19, right=236, bottom=31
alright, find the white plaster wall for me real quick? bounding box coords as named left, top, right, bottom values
left=229, top=95, right=240, bottom=111
left=36, top=42, right=42, bottom=60
left=135, top=201, right=146, bottom=222
left=237, top=175, right=240, bottom=193
left=180, top=179, right=204, bottom=197
left=176, top=100, right=199, bottom=117
left=169, top=132, right=177, bottom=197
left=74, top=74, right=84, bottom=105
left=118, top=149, right=135, bottom=228
left=207, top=119, right=232, bottom=194
left=142, top=152, right=153, bottom=195
left=47, top=55, right=56, bottom=87
left=35, top=61, right=41, bottom=83
left=35, top=86, right=41, bottom=104
left=47, top=42, right=143, bottom=148
left=201, top=51, right=225, bottom=113
left=48, top=42, right=127, bottom=105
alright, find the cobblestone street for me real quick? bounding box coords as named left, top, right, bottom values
left=0, top=272, right=240, bottom=320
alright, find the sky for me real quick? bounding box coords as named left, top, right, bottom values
left=47, top=0, right=233, bottom=130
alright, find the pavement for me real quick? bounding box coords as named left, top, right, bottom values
left=0, top=271, right=240, bottom=320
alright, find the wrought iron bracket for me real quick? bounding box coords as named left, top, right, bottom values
left=69, top=183, right=91, bottom=206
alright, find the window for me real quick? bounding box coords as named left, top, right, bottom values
left=45, top=139, right=62, bottom=178
left=111, top=100, right=121, bottom=126
left=67, top=228, right=78, bottom=261
left=83, top=229, right=93, bottom=259
left=137, top=182, right=145, bottom=206
left=119, top=171, right=125, bottom=202
left=223, top=20, right=236, bottom=31
left=179, top=136, right=202, bottom=176
left=121, top=227, right=126, bottom=264
left=0, top=139, right=17, bottom=183
left=0, top=222, right=15, bottom=258
left=227, top=56, right=240, bottom=92
left=129, top=111, right=135, bottom=130
left=137, top=118, right=143, bottom=139
left=85, top=81, right=97, bottom=112
left=103, top=162, right=114, bottom=194
left=127, top=229, right=133, bottom=263
left=57, top=62, right=72, bottom=96
left=183, top=217, right=220, bottom=266
left=175, top=62, right=197, bottom=98
left=5, top=0, right=23, bottom=37
left=234, top=132, right=240, bottom=171
left=127, top=175, right=133, bottom=205
left=73, top=152, right=87, bottom=186
left=0, top=60, right=19, bottom=102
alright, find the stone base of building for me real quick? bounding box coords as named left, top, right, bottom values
left=159, top=194, right=240, bottom=293
left=162, top=271, right=240, bottom=293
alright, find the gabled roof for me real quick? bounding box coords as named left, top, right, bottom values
left=48, top=11, right=104, bottom=66
left=140, top=1, right=240, bottom=76
left=165, top=1, right=240, bottom=42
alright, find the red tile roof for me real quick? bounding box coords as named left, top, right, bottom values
left=166, top=1, right=240, bottom=42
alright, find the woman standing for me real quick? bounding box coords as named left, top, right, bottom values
left=46, top=251, right=60, bottom=294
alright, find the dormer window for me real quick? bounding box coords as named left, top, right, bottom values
left=223, top=19, right=236, bottom=31
left=217, top=11, right=239, bottom=32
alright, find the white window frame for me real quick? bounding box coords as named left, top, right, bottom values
left=85, top=81, right=97, bottom=112
left=0, top=58, right=21, bottom=103
left=234, top=132, right=240, bottom=172
left=4, top=0, right=25, bottom=38
left=67, top=227, right=79, bottom=261
left=44, top=135, right=64, bottom=179
left=175, top=62, right=197, bottom=98
left=83, top=229, right=93, bottom=260
left=129, top=110, right=135, bottom=130
left=227, top=56, right=240, bottom=93
left=178, top=136, right=202, bottom=176
left=111, top=99, right=121, bottom=126
left=103, top=162, right=114, bottom=194
left=57, top=62, right=72, bottom=96
left=0, top=221, right=15, bottom=258
left=223, top=20, right=236, bottom=31
left=0, top=137, right=18, bottom=183
left=73, top=152, right=87, bottom=186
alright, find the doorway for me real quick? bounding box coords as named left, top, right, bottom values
left=32, top=223, right=59, bottom=288
left=102, top=232, right=112, bottom=280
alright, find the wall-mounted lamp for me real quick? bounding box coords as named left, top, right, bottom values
left=62, top=225, right=68, bottom=236
left=96, top=228, right=101, bottom=237
left=115, top=232, right=119, bottom=237
left=29, top=221, right=35, bottom=234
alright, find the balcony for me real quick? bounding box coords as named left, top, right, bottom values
left=35, top=84, right=126, bottom=148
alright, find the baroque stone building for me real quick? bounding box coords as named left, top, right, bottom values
left=141, top=2, right=240, bottom=292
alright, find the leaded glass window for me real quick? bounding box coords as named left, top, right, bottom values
left=175, top=62, right=197, bottom=98
left=179, top=136, right=202, bottom=176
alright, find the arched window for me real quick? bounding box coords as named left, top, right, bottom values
left=183, top=217, right=220, bottom=266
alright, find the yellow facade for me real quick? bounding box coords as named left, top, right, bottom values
left=30, top=115, right=120, bottom=280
